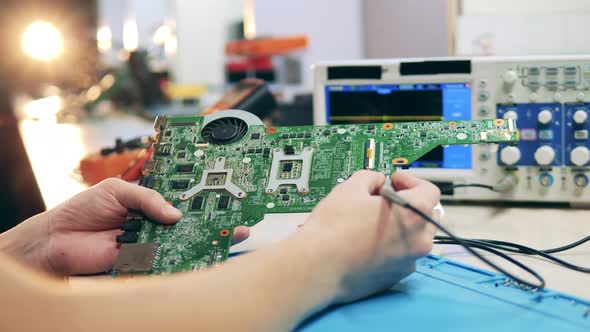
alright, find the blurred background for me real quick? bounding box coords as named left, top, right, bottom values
left=3, top=0, right=590, bottom=231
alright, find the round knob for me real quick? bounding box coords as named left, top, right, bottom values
left=478, top=91, right=489, bottom=102
left=500, top=146, right=521, bottom=165
left=538, top=173, right=554, bottom=188
left=503, top=111, right=518, bottom=120
left=478, top=106, right=489, bottom=116
left=570, top=146, right=590, bottom=166
left=495, top=174, right=518, bottom=193
left=502, top=70, right=518, bottom=85
left=574, top=174, right=589, bottom=188
left=538, top=110, right=553, bottom=125
left=534, top=145, right=556, bottom=166
left=573, top=110, right=588, bottom=125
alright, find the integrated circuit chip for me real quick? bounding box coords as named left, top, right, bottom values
left=191, top=196, right=205, bottom=210
left=175, top=164, right=194, bottom=173
left=139, top=175, right=155, bottom=189
left=120, top=219, right=142, bottom=232
left=155, top=143, right=172, bottom=155
left=116, top=232, right=138, bottom=243
left=218, top=195, right=230, bottom=209
left=170, top=180, right=190, bottom=190
left=282, top=162, right=293, bottom=172
left=143, top=160, right=159, bottom=173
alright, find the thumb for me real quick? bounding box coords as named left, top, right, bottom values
left=391, top=171, right=423, bottom=191
left=344, top=170, right=386, bottom=194
left=98, top=178, right=182, bottom=223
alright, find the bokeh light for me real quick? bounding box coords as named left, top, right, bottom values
left=22, top=20, right=64, bottom=61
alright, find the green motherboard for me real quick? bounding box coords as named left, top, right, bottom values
left=112, top=110, right=518, bottom=275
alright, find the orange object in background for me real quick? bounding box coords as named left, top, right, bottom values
left=79, top=149, right=147, bottom=186
left=225, top=35, right=308, bottom=57
left=201, top=78, right=267, bottom=115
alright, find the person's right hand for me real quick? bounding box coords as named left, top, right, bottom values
left=302, top=170, right=440, bottom=304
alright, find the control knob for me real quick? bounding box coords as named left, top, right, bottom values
left=500, top=146, right=521, bottom=165
left=502, top=70, right=518, bottom=86
left=534, top=146, right=556, bottom=166
left=574, top=174, right=589, bottom=188
left=538, top=110, right=553, bottom=125
left=570, top=146, right=590, bottom=166
left=538, top=173, right=554, bottom=188
left=573, top=110, right=588, bottom=125
left=503, top=111, right=518, bottom=120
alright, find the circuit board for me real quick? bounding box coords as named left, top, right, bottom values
left=112, top=110, right=518, bottom=275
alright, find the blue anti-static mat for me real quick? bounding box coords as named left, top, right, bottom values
left=297, top=255, right=590, bottom=331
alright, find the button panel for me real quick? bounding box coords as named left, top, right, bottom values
left=496, top=103, right=590, bottom=167
left=565, top=103, right=590, bottom=166
left=497, top=103, right=563, bottom=166
left=519, top=65, right=581, bottom=91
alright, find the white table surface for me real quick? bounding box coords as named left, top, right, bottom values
left=18, top=114, right=590, bottom=300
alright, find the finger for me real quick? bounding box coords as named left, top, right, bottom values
left=396, top=179, right=441, bottom=213
left=50, top=229, right=122, bottom=275
left=344, top=170, right=387, bottom=194
left=98, top=178, right=182, bottom=224
left=424, top=222, right=437, bottom=240
left=390, top=171, right=424, bottom=191
left=231, top=226, right=250, bottom=245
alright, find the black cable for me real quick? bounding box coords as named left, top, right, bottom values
left=536, top=235, right=590, bottom=254
left=449, top=183, right=494, bottom=190
left=379, top=184, right=546, bottom=289
left=435, top=236, right=590, bottom=273
left=434, top=238, right=550, bottom=283
left=402, top=203, right=546, bottom=289
left=440, top=183, right=494, bottom=195
left=468, top=237, right=590, bottom=255
left=436, top=182, right=590, bottom=272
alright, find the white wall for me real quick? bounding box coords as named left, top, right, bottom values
left=363, top=0, right=451, bottom=58
left=457, top=0, right=590, bottom=55
left=253, top=0, right=364, bottom=89
left=129, top=0, right=170, bottom=46
left=98, top=0, right=125, bottom=65
left=173, top=0, right=243, bottom=85
left=462, top=0, right=590, bottom=15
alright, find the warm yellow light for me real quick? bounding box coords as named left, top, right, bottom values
left=164, top=35, right=177, bottom=57
left=23, top=96, right=63, bottom=120
left=86, top=85, right=102, bottom=102
left=123, top=19, right=139, bottom=52
left=97, top=26, right=112, bottom=52
left=244, top=0, right=256, bottom=40
left=100, top=74, right=115, bottom=89
left=22, top=21, right=64, bottom=61
left=152, top=25, right=172, bottom=46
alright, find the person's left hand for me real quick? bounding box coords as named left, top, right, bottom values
left=0, top=178, right=249, bottom=276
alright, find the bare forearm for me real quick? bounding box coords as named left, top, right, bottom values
left=0, top=217, right=341, bottom=330
left=67, top=231, right=340, bottom=331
